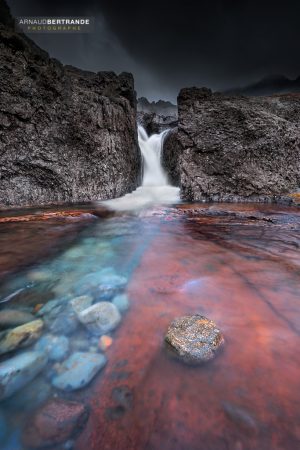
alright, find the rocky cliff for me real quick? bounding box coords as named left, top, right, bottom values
left=137, top=97, right=178, bottom=135
left=0, top=1, right=141, bottom=207
left=163, top=88, right=300, bottom=201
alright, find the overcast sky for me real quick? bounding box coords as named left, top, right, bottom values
left=6, top=0, right=300, bottom=102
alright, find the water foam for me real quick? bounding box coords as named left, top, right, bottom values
left=103, top=126, right=179, bottom=211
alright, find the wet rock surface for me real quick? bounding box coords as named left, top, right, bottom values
left=78, top=302, right=121, bottom=335
left=0, top=351, right=48, bottom=400
left=163, top=88, right=300, bottom=201
left=52, top=351, right=107, bottom=391
left=165, top=314, right=224, bottom=364
left=22, top=398, right=89, bottom=448
left=0, top=319, right=43, bottom=355
left=0, top=1, right=141, bottom=207
left=138, top=111, right=177, bottom=135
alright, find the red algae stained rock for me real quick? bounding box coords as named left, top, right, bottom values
left=165, top=315, right=224, bottom=364
left=22, top=398, right=89, bottom=448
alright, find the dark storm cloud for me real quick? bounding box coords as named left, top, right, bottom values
left=6, top=0, right=300, bottom=101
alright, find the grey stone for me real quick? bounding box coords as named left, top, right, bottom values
left=78, top=302, right=121, bottom=335
left=0, top=351, right=48, bottom=400
left=0, top=309, right=35, bottom=330
left=70, top=295, right=93, bottom=315
left=47, top=310, right=78, bottom=336
left=52, top=351, right=107, bottom=391
left=34, top=334, right=69, bottom=361
left=112, top=294, right=129, bottom=313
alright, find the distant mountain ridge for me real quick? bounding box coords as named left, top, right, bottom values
left=137, top=97, right=177, bottom=117
left=226, top=75, right=300, bottom=96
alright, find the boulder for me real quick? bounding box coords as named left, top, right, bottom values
left=162, top=87, right=300, bottom=201
left=78, top=302, right=121, bottom=335
left=0, top=1, right=141, bottom=207
left=22, top=398, right=89, bottom=448
left=0, top=351, right=48, bottom=400
left=0, top=319, right=43, bottom=355
left=165, top=314, right=224, bottom=364
left=51, top=351, right=107, bottom=391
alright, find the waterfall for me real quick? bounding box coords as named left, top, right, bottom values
left=103, top=126, right=179, bottom=211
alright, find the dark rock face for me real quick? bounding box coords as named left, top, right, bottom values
left=0, top=3, right=141, bottom=207
left=165, top=314, right=224, bottom=364
left=163, top=87, right=300, bottom=201
left=137, top=97, right=177, bottom=116
left=137, top=96, right=178, bottom=135
left=162, top=128, right=181, bottom=185
left=137, top=111, right=177, bottom=135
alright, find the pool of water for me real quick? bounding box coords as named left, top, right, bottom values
left=0, top=202, right=299, bottom=450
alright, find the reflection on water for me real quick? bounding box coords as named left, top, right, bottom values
left=0, top=203, right=299, bottom=450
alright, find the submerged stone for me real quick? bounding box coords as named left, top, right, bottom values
left=112, top=294, right=129, bottom=313
left=0, top=319, right=44, bottom=355
left=0, top=309, right=35, bottom=330
left=5, top=376, right=51, bottom=412
left=52, top=351, right=107, bottom=391
left=47, top=310, right=78, bottom=336
left=35, top=334, right=69, bottom=361
left=97, top=274, right=128, bottom=300
left=78, top=302, right=121, bottom=335
left=165, top=315, right=224, bottom=364
left=0, top=351, right=48, bottom=400
left=22, top=398, right=89, bottom=448
left=70, top=295, right=93, bottom=315
left=74, top=271, right=127, bottom=299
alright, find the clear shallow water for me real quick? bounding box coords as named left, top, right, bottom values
left=0, top=202, right=299, bottom=450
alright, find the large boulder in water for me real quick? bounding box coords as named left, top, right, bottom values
left=165, top=314, right=224, bottom=364
left=0, top=1, right=141, bottom=207
left=162, top=87, right=300, bottom=201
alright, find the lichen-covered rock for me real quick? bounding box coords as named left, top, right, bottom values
left=22, top=398, right=89, bottom=448
left=163, top=87, right=300, bottom=201
left=0, top=319, right=43, bottom=355
left=0, top=351, right=48, bottom=400
left=78, top=302, right=121, bottom=335
left=0, top=1, right=141, bottom=207
left=165, top=314, right=224, bottom=364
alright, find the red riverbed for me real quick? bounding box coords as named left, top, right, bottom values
left=73, top=203, right=300, bottom=450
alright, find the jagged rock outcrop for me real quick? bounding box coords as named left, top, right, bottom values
left=137, top=97, right=177, bottom=116
left=0, top=0, right=141, bottom=207
left=137, top=111, right=177, bottom=135
left=137, top=97, right=178, bottom=135
left=163, top=87, right=300, bottom=201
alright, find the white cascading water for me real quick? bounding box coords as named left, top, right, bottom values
left=104, top=125, right=179, bottom=211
